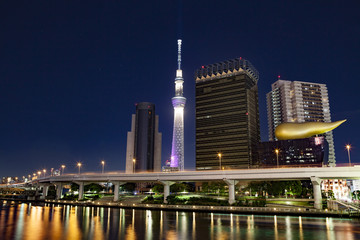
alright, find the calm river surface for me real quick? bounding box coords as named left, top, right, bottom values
left=1, top=201, right=360, bottom=240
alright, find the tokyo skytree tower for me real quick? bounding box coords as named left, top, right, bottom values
left=170, top=39, right=186, bottom=171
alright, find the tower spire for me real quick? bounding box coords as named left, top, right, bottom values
left=177, top=39, right=182, bottom=70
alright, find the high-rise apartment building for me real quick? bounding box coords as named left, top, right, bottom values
left=125, top=102, right=162, bottom=173
left=195, top=58, right=260, bottom=170
left=266, top=79, right=335, bottom=166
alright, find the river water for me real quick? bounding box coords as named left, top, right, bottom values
left=1, top=201, right=360, bottom=240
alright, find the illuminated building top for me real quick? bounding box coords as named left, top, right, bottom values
left=195, top=57, right=259, bottom=83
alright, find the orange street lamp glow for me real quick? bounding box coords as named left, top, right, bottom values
left=77, top=163, right=82, bottom=174
left=61, top=165, right=65, bottom=175
left=275, top=149, right=280, bottom=168
left=218, top=153, right=222, bottom=170
left=133, top=159, right=136, bottom=173
left=346, top=144, right=351, bottom=166
left=43, top=169, right=46, bottom=177
left=101, top=160, right=105, bottom=173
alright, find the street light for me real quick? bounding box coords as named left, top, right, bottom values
left=275, top=149, right=280, bottom=168
left=346, top=144, right=351, bottom=166
left=77, top=163, right=82, bottom=174
left=133, top=158, right=136, bottom=173
left=61, top=165, right=66, bottom=175
left=37, top=171, right=41, bottom=178
left=101, top=160, right=105, bottom=174
left=218, top=153, right=222, bottom=170
left=43, top=169, right=46, bottom=177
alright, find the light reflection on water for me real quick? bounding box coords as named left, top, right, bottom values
left=0, top=201, right=360, bottom=240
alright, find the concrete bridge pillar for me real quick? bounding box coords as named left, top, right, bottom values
left=35, top=185, right=41, bottom=197
left=159, top=181, right=175, bottom=203
left=74, top=182, right=92, bottom=200
left=311, top=177, right=322, bottom=210
left=78, top=182, right=85, bottom=200
left=112, top=181, right=126, bottom=201
left=223, top=179, right=239, bottom=205
left=40, top=184, right=51, bottom=199
left=55, top=183, right=63, bottom=200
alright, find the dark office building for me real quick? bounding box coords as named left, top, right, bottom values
left=258, top=136, right=327, bottom=167
left=195, top=58, right=260, bottom=170
left=125, top=102, right=162, bottom=172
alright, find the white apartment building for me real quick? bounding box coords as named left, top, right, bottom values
left=266, top=79, right=335, bottom=166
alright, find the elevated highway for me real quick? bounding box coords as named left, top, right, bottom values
left=32, top=166, right=360, bottom=209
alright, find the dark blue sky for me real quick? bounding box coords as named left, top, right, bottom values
left=1, top=1, right=359, bottom=178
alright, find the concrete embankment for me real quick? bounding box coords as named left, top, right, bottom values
left=39, top=199, right=355, bottom=218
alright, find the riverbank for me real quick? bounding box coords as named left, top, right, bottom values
left=1, top=198, right=356, bottom=218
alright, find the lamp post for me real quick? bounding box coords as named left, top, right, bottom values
left=61, top=165, right=65, bottom=175
left=77, top=163, right=82, bottom=174
left=101, top=160, right=105, bottom=174
left=346, top=144, right=351, bottom=166
left=37, top=171, right=41, bottom=178
left=43, top=169, right=46, bottom=177
left=218, top=153, right=222, bottom=170
left=275, top=149, right=280, bottom=168
left=133, top=158, right=136, bottom=173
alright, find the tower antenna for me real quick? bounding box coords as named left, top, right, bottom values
left=177, top=39, right=182, bottom=70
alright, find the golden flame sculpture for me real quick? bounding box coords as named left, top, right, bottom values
left=275, top=120, right=346, bottom=140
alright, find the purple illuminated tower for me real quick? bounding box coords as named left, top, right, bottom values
left=170, top=39, right=186, bottom=171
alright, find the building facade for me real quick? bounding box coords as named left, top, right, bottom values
left=125, top=102, right=162, bottom=173
left=258, top=136, right=326, bottom=167
left=322, top=179, right=350, bottom=200
left=195, top=58, right=260, bottom=170
left=266, top=79, right=335, bottom=166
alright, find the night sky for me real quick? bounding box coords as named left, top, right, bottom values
left=1, top=1, right=359, bottom=178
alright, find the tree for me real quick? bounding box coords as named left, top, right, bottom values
left=266, top=181, right=303, bottom=198
left=300, top=180, right=312, bottom=198
left=152, top=184, right=164, bottom=193
left=169, top=182, right=194, bottom=193
left=122, top=183, right=136, bottom=192
left=84, top=183, right=104, bottom=193
left=209, top=182, right=226, bottom=195
left=202, top=182, right=209, bottom=193
left=268, top=181, right=290, bottom=197
left=47, top=186, right=56, bottom=197
left=246, top=181, right=269, bottom=196
left=288, top=181, right=302, bottom=197
left=71, top=183, right=79, bottom=192
left=327, top=190, right=335, bottom=199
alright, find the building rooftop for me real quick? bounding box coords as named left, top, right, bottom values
left=195, top=57, right=259, bottom=83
